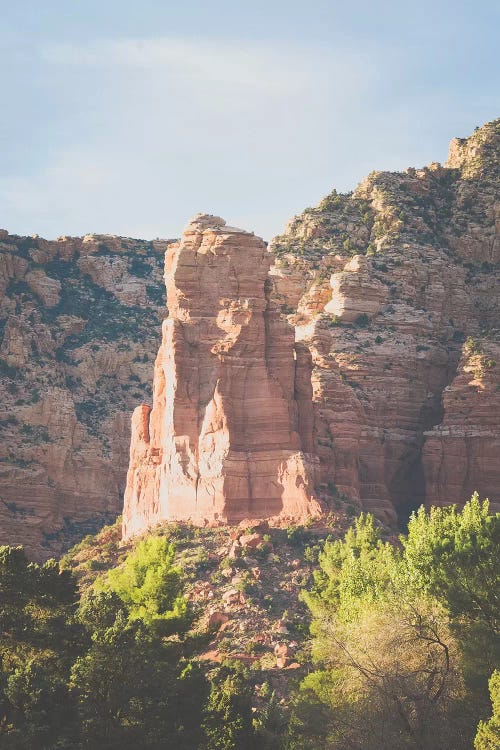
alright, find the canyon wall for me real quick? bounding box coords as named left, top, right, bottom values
left=122, top=215, right=321, bottom=539
left=0, top=232, right=170, bottom=558
left=1, top=118, right=498, bottom=555
left=269, top=117, right=499, bottom=521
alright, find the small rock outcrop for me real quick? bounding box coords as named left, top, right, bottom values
left=122, top=216, right=321, bottom=539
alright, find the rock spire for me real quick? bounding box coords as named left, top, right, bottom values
left=122, top=215, right=321, bottom=539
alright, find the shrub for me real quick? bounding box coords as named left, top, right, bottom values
left=475, top=670, right=500, bottom=749
left=465, top=336, right=481, bottom=355
left=129, top=256, right=151, bottom=277
left=354, top=313, right=370, bottom=327
left=0, top=358, right=19, bottom=378
left=20, top=424, right=50, bottom=442
left=95, top=535, right=189, bottom=634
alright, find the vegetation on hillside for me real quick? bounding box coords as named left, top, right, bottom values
left=0, top=494, right=498, bottom=749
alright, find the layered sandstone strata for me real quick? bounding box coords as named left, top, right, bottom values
left=270, top=117, right=499, bottom=519
left=423, top=338, right=500, bottom=509
left=0, top=232, right=170, bottom=559
left=122, top=215, right=321, bottom=539
left=2, top=118, right=499, bottom=557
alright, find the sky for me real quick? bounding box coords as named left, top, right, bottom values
left=0, top=1, right=498, bottom=242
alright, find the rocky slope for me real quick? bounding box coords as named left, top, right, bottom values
left=0, top=232, right=171, bottom=558
left=269, top=117, right=499, bottom=522
left=61, top=514, right=361, bottom=704
left=122, top=214, right=321, bottom=539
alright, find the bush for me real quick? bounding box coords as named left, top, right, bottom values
left=475, top=670, right=500, bottom=749
left=129, top=256, right=151, bottom=277
left=95, top=535, right=189, bottom=634
left=465, top=336, right=481, bottom=355
left=354, top=313, right=370, bottom=327
left=0, top=358, right=19, bottom=378
left=286, top=525, right=308, bottom=547
left=291, top=497, right=500, bottom=750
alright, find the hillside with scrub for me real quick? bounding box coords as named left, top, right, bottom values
left=0, top=494, right=498, bottom=749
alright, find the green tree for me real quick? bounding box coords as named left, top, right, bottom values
left=475, top=670, right=500, bottom=749
left=292, top=597, right=467, bottom=749
left=253, top=683, right=288, bottom=750
left=404, top=495, right=500, bottom=711
left=71, top=608, right=182, bottom=748
left=404, top=494, right=499, bottom=634
left=95, top=535, right=189, bottom=634
left=202, top=664, right=256, bottom=750
left=0, top=546, right=82, bottom=748
left=290, top=498, right=499, bottom=750
left=72, top=557, right=205, bottom=748
left=3, top=660, right=77, bottom=749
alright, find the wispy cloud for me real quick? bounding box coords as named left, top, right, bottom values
left=8, top=33, right=473, bottom=241
left=0, top=35, right=378, bottom=239
left=41, top=37, right=337, bottom=95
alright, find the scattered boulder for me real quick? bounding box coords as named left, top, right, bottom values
left=274, top=642, right=291, bottom=668
left=239, top=532, right=265, bottom=549
left=208, top=611, right=229, bottom=630
left=228, top=541, right=242, bottom=560
left=272, top=620, right=289, bottom=634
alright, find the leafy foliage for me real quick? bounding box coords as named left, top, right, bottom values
left=403, top=493, right=499, bottom=634
left=1, top=496, right=498, bottom=749
left=95, top=535, right=189, bottom=633
left=289, top=497, right=500, bottom=750
left=0, top=546, right=82, bottom=748
left=71, top=597, right=205, bottom=749
left=475, top=670, right=500, bottom=749
left=202, top=664, right=256, bottom=750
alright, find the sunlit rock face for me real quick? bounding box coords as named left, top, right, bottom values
left=2, top=119, right=499, bottom=557
left=269, top=117, right=500, bottom=519
left=122, top=215, right=321, bottom=540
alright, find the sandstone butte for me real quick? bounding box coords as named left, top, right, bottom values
left=124, top=117, right=500, bottom=541
left=0, top=117, right=499, bottom=557
left=122, top=214, right=322, bottom=539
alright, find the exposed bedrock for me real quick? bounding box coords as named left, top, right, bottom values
left=269, top=117, right=499, bottom=520
left=2, top=118, right=499, bottom=555
left=122, top=215, right=321, bottom=539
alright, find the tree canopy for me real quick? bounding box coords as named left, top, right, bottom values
left=289, top=496, right=500, bottom=750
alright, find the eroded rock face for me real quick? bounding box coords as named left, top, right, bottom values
left=122, top=216, right=321, bottom=539
left=0, top=232, right=171, bottom=559
left=423, top=339, right=500, bottom=509
left=270, top=117, right=499, bottom=518
left=2, top=118, right=499, bottom=556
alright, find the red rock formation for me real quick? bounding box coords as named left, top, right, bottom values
left=122, top=215, right=321, bottom=539
left=270, top=118, right=499, bottom=520
left=2, top=119, right=499, bottom=557
left=0, top=231, right=170, bottom=559
left=423, top=339, right=500, bottom=511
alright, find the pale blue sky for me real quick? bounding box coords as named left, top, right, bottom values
left=1, top=1, right=498, bottom=241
